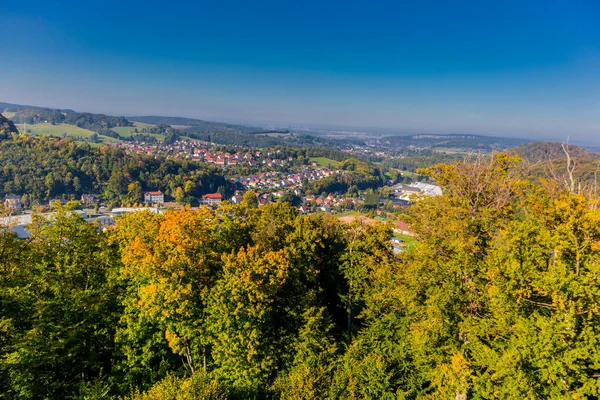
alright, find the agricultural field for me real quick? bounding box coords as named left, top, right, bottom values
left=20, top=123, right=120, bottom=143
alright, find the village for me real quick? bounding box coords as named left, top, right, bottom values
left=114, top=139, right=292, bottom=168
left=1, top=138, right=443, bottom=253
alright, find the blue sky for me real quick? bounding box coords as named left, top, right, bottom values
left=1, top=0, right=600, bottom=142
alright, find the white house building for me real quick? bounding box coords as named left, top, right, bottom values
left=144, top=191, right=164, bottom=204
left=202, top=193, right=222, bottom=206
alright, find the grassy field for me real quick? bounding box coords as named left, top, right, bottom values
left=1, top=112, right=16, bottom=119
left=112, top=122, right=155, bottom=138
left=22, top=123, right=120, bottom=144
left=393, top=231, right=419, bottom=249
left=400, top=170, right=420, bottom=178
left=311, top=157, right=340, bottom=167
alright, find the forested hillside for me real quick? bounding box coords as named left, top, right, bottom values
left=0, top=136, right=226, bottom=204
left=130, top=116, right=259, bottom=134
left=516, top=141, right=594, bottom=162
left=0, top=113, right=18, bottom=139
left=516, top=142, right=600, bottom=190
left=182, top=126, right=339, bottom=148
left=2, top=153, right=600, bottom=399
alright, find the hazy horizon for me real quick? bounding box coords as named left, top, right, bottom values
left=2, top=1, right=600, bottom=143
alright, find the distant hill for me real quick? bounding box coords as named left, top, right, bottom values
left=0, top=101, right=75, bottom=113
left=0, top=113, right=18, bottom=139
left=379, top=133, right=531, bottom=151
left=0, top=103, right=324, bottom=147
left=130, top=115, right=274, bottom=135
left=514, top=141, right=595, bottom=162
left=0, top=102, right=33, bottom=110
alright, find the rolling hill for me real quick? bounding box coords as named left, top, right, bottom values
left=514, top=141, right=594, bottom=162
left=130, top=115, right=270, bottom=134
left=377, top=133, right=532, bottom=151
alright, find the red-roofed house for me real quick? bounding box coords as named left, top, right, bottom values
left=202, top=193, right=223, bottom=206
left=395, top=220, right=411, bottom=235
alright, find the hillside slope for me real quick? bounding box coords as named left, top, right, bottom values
left=379, top=133, right=531, bottom=150
left=514, top=142, right=600, bottom=189
left=514, top=141, right=593, bottom=162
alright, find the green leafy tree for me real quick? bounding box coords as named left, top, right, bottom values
left=114, top=209, right=221, bottom=390
left=207, top=246, right=290, bottom=394
left=0, top=206, right=121, bottom=399
left=174, top=186, right=185, bottom=204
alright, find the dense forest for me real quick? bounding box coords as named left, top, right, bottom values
left=0, top=114, right=18, bottom=140
left=130, top=116, right=259, bottom=134
left=2, top=152, right=600, bottom=398
left=0, top=135, right=227, bottom=205
left=181, top=127, right=341, bottom=148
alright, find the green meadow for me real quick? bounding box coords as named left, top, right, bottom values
left=22, top=123, right=120, bottom=143
left=310, top=156, right=340, bottom=167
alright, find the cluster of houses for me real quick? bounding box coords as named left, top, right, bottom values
left=115, top=140, right=291, bottom=168
left=234, top=167, right=342, bottom=192
left=301, top=194, right=360, bottom=213
left=191, top=150, right=289, bottom=168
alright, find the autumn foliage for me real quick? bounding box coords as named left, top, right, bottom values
left=2, top=153, right=600, bottom=399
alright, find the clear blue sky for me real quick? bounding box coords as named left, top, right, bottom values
left=1, top=0, right=600, bottom=142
